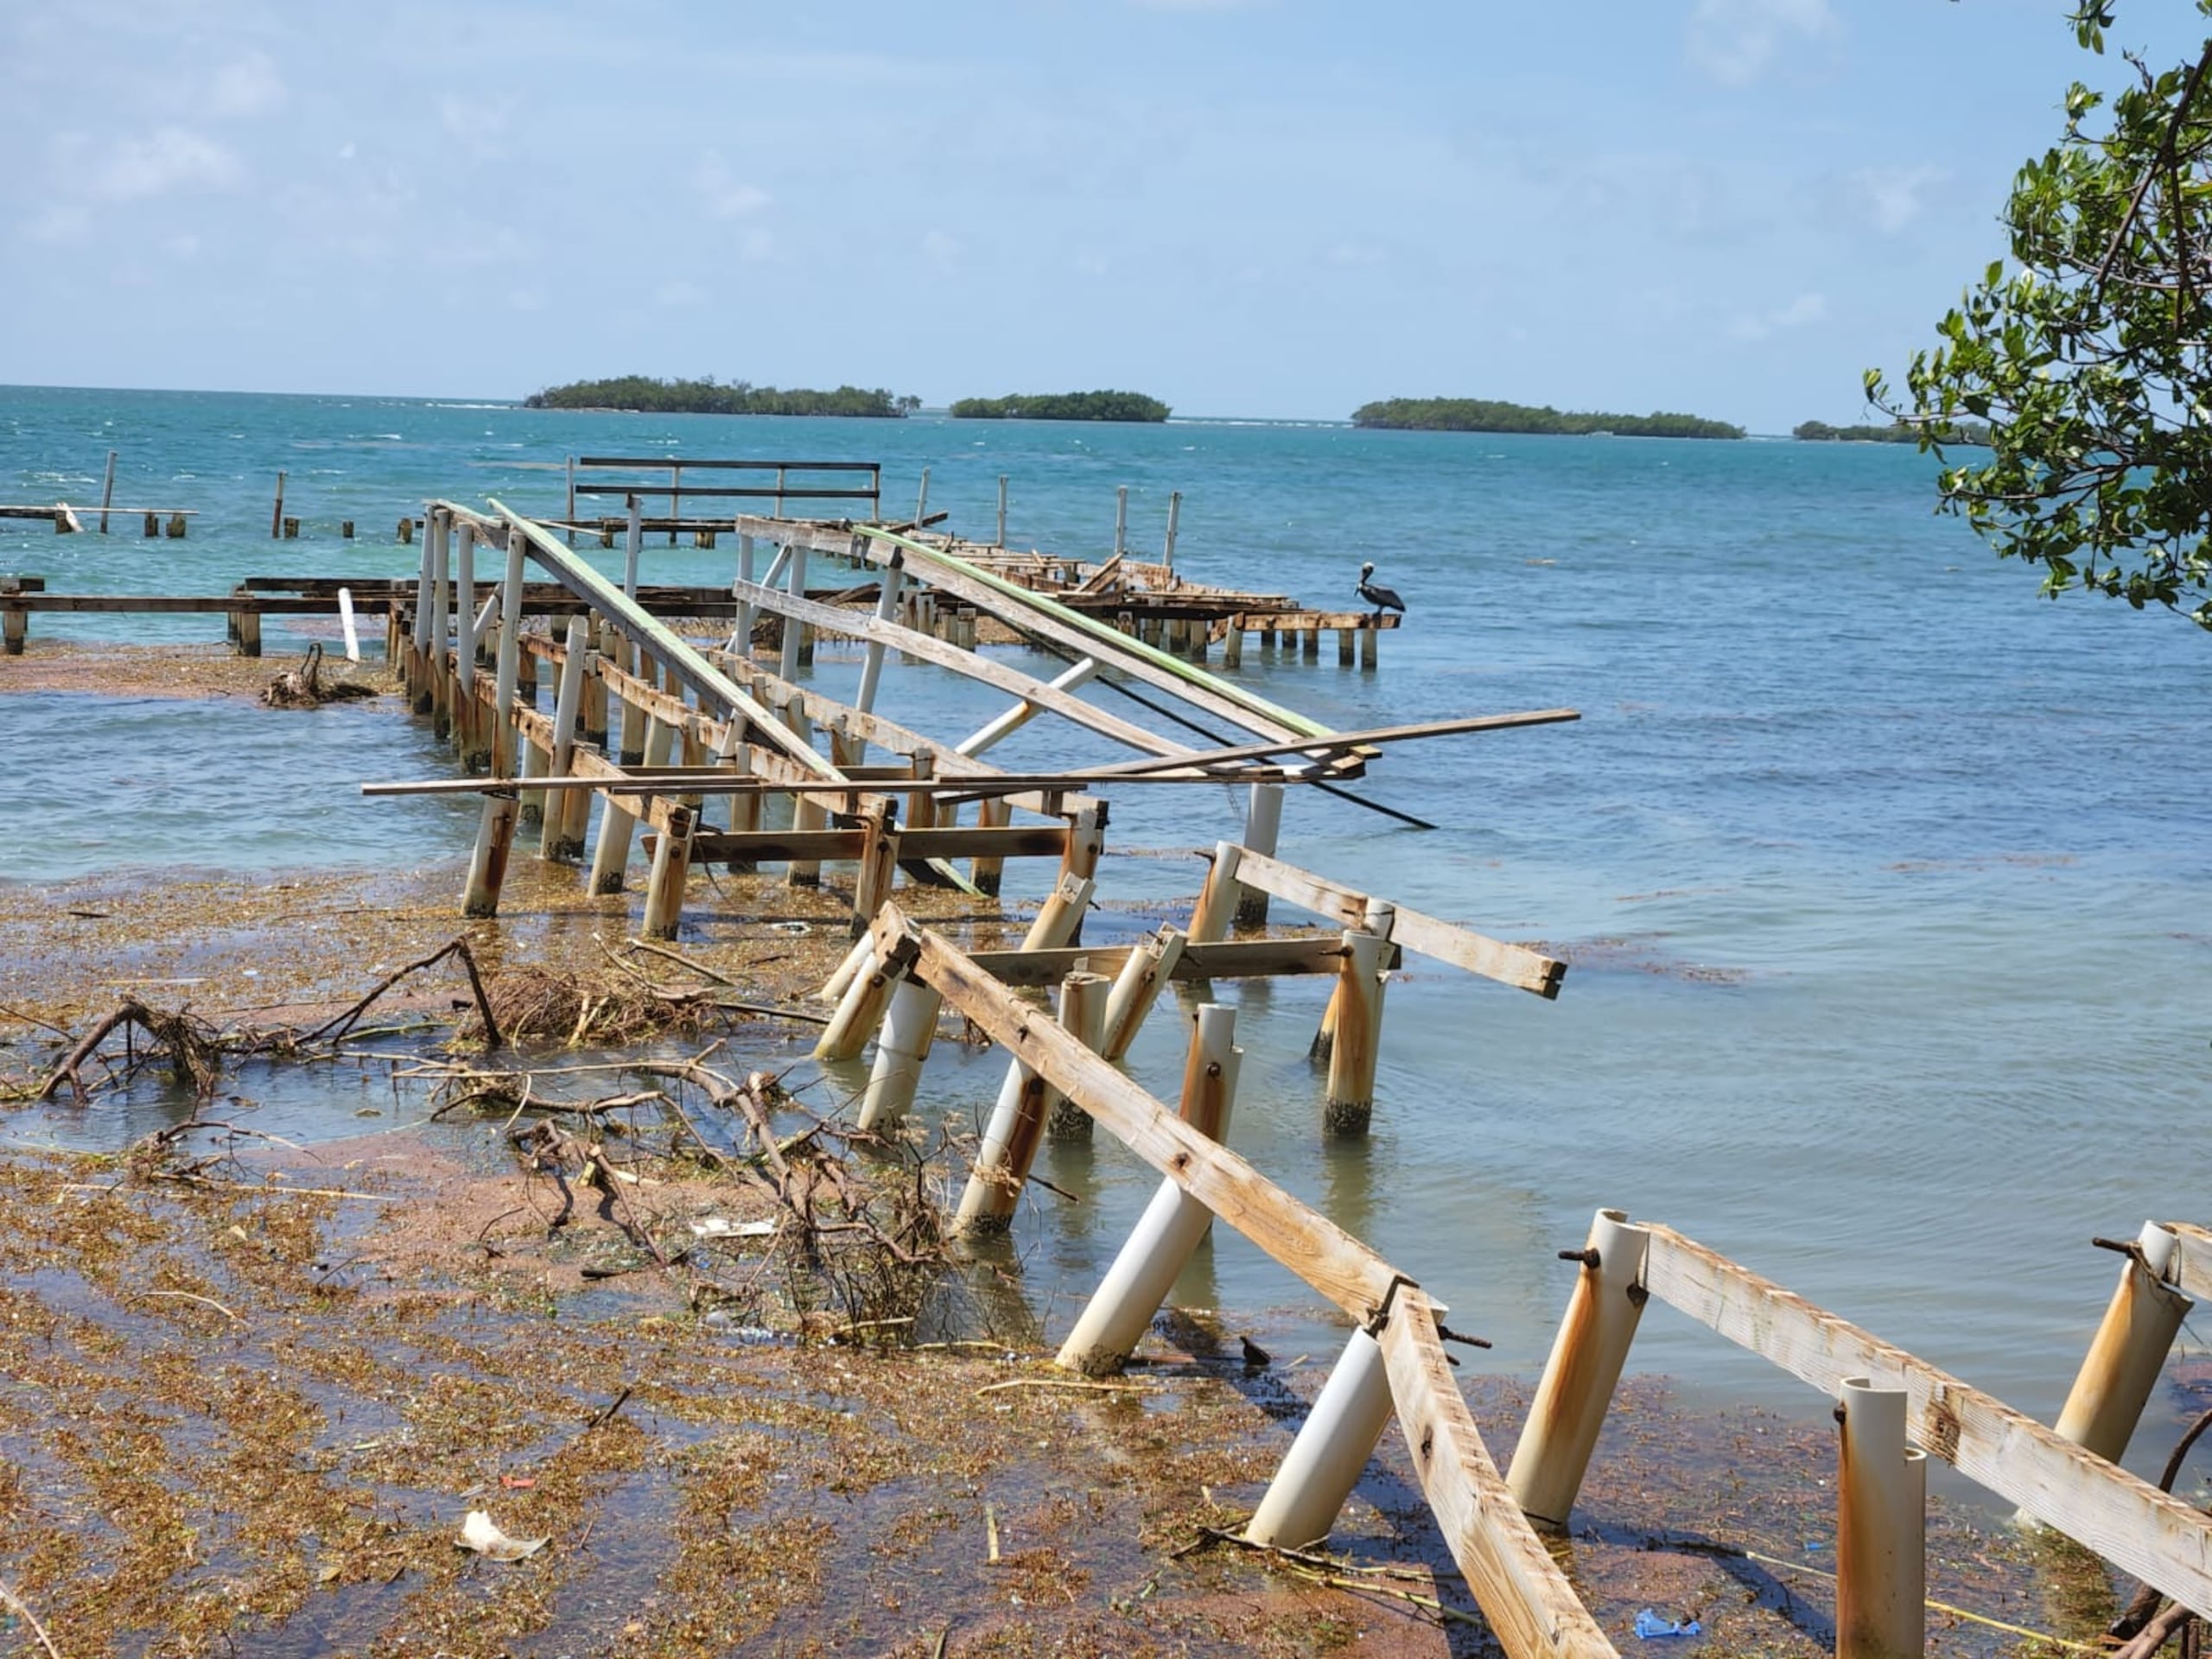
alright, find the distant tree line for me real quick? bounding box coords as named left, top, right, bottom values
left=524, top=377, right=922, bottom=417
left=1351, top=397, right=1745, bottom=440
left=948, top=391, right=1171, bottom=423
left=1792, top=418, right=1992, bottom=447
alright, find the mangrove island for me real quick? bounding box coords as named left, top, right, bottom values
left=524, top=377, right=921, bottom=417
left=1792, top=418, right=1992, bottom=446
left=1351, top=397, right=1745, bottom=440
left=948, top=391, right=1171, bottom=423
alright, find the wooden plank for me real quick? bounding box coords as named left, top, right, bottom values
left=671, top=825, right=1071, bottom=863
left=853, top=529, right=1325, bottom=747
left=1642, top=1224, right=2212, bottom=1619
left=1233, top=849, right=1567, bottom=999
left=2165, top=1223, right=2212, bottom=1302
left=966, top=935, right=1389, bottom=988
left=573, top=484, right=879, bottom=501
left=1377, top=1292, right=1622, bottom=1659
left=1090, top=709, right=1581, bottom=779
left=884, top=909, right=1404, bottom=1322
left=733, top=577, right=1193, bottom=760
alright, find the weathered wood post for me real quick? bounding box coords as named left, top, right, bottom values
left=1360, top=625, right=1377, bottom=670
left=1835, top=1377, right=1927, bottom=1659
left=164, top=512, right=187, bottom=539
left=1115, top=485, right=1128, bottom=559
left=971, top=797, right=1014, bottom=896
left=541, top=617, right=591, bottom=861
left=492, top=530, right=525, bottom=778
left=407, top=520, right=435, bottom=703
left=581, top=617, right=608, bottom=750
left=230, top=587, right=262, bottom=658
left=1054, top=1004, right=1242, bottom=1373
left=453, top=521, right=479, bottom=755
left=641, top=804, right=697, bottom=940
left=1187, top=842, right=1245, bottom=945
left=718, top=728, right=759, bottom=870
left=914, top=467, right=930, bottom=525
left=1163, top=490, right=1180, bottom=570
left=428, top=513, right=453, bottom=734
left=588, top=717, right=671, bottom=895
left=846, top=810, right=901, bottom=939
left=1, top=579, right=24, bottom=656
left=270, top=470, right=285, bottom=538
left=1338, top=627, right=1355, bottom=666
left=99, top=450, right=116, bottom=533
left=996, top=474, right=1008, bottom=547
left=1506, top=1208, right=1653, bottom=1529
left=144, top=512, right=160, bottom=537
left=1101, top=926, right=1186, bottom=1062
left=1223, top=622, right=1243, bottom=668
left=734, top=530, right=756, bottom=654
left=1324, top=928, right=1389, bottom=1134
left=1243, top=1328, right=1393, bottom=1550
left=957, top=969, right=1109, bottom=1233
left=2053, top=1221, right=2192, bottom=1463
left=1235, top=784, right=1283, bottom=927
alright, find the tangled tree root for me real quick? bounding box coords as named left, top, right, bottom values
left=461, top=968, right=689, bottom=1046
left=38, top=996, right=226, bottom=1102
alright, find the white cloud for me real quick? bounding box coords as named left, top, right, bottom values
left=654, top=279, right=706, bottom=308
left=441, top=94, right=516, bottom=159
left=1729, top=290, right=1828, bottom=341
left=1852, top=163, right=1946, bottom=234
left=693, top=150, right=770, bottom=218
left=92, top=126, right=241, bottom=201
left=1322, top=241, right=1386, bottom=269
left=1687, top=0, right=1835, bottom=86
left=208, top=52, right=287, bottom=118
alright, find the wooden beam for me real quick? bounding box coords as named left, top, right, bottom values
left=1232, top=849, right=1567, bottom=999
left=1642, top=1224, right=2212, bottom=1619
left=733, top=576, right=1193, bottom=760
left=852, top=529, right=1322, bottom=747
left=966, top=936, right=1393, bottom=988
left=2168, top=1223, right=2212, bottom=1303
left=1089, top=709, right=1582, bottom=779
left=881, top=907, right=1404, bottom=1323
left=654, top=825, right=1072, bottom=864
left=1377, top=1291, right=1623, bottom=1659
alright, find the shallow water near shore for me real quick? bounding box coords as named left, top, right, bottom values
left=5, top=385, right=2210, bottom=1506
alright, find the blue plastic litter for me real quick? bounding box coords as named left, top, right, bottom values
left=1635, top=1611, right=1703, bottom=1640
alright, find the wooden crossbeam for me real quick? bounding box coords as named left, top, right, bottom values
left=1088, top=709, right=1580, bottom=779
left=1642, top=1224, right=2212, bottom=1619
left=1377, top=1291, right=1622, bottom=1659
left=2164, top=1222, right=2212, bottom=1302
left=648, top=825, right=1072, bottom=863
left=1230, top=849, right=1567, bottom=999
left=964, top=935, right=1394, bottom=988
left=732, top=576, right=1192, bottom=760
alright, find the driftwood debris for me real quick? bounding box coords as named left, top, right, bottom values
left=260, top=642, right=378, bottom=709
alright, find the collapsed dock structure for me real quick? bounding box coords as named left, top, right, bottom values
left=335, top=490, right=2212, bottom=1659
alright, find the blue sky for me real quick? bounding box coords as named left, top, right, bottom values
left=3, top=1, right=2205, bottom=429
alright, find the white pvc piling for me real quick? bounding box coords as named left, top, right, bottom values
left=1054, top=1005, right=1242, bottom=1374
left=954, top=658, right=1097, bottom=759
left=1835, top=1377, right=1927, bottom=1659
left=1187, top=842, right=1245, bottom=944
left=1507, top=1208, right=1653, bottom=1530
left=1243, top=1329, right=1395, bottom=1550
left=779, top=543, right=809, bottom=681
left=854, top=552, right=905, bottom=716
left=855, top=978, right=942, bottom=1131
left=2054, top=1221, right=2193, bottom=1464
left=1234, top=784, right=1283, bottom=927
left=957, top=970, right=1109, bottom=1232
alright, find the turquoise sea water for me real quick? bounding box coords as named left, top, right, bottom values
left=3, top=385, right=2208, bottom=1481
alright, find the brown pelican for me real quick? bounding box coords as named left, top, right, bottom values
left=1356, top=562, right=1406, bottom=619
